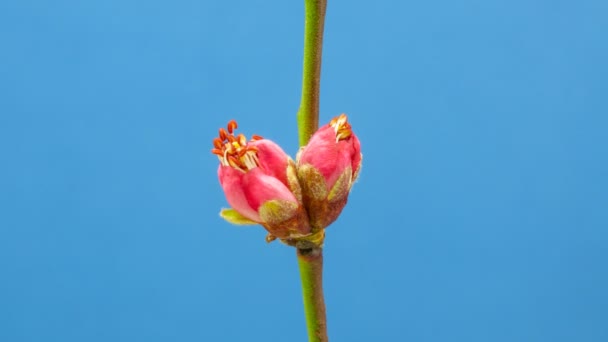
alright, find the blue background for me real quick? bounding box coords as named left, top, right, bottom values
left=1, top=1, right=607, bottom=341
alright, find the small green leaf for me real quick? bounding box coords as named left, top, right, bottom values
left=219, top=208, right=258, bottom=225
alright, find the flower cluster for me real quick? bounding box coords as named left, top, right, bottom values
left=212, top=115, right=361, bottom=246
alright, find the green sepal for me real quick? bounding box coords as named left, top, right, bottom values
left=258, top=199, right=298, bottom=225
left=286, top=159, right=304, bottom=203
left=297, top=164, right=328, bottom=200
left=327, top=166, right=352, bottom=202
left=219, top=208, right=258, bottom=225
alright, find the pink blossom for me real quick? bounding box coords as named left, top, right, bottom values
left=298, top=114, right=362, bottom=189
left=213, top=120, right=310, bottom=240
left=297, top=114, right=362, bottom=229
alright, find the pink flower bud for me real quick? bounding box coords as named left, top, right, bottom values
left=213, top=120, right=310, bottom=240
left=297, top=114, right=362, bottom=229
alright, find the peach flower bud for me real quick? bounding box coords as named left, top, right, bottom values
left=297, top=114, right=362, bottom=229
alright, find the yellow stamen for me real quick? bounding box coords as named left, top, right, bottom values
left=211, top=120, right=264, bottom=172
left=329, top=113, right=352, bottom=141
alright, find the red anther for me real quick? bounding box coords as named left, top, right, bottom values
left=237, top=148, right=248, bottom=157
left=213, top=138, right=223, bottom=149
left=211, top=148, right=223, bottom=156
left=251, top=134, right=264, bottom=141
left=219, top=128, right=228, bottom=141
left=227, top=120, right=238, bottom=134
left=227, top=155, right=243, bottom=169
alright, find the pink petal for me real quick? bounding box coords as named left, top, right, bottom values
left=249, top=139, right=290, bottom=186
left=299, top=125, right=350, bottom=189
left=242, top=168, right=298, bottom=211
left=349, top=133, right=362, bottom=176
left=218, top=165, right=261, bottom=222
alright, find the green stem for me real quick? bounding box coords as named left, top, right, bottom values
left=296, top=1, right=328, bottom=341
left=297, top=0, right=327, bottom=147
left=297, top=247, right=328, bottom=342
